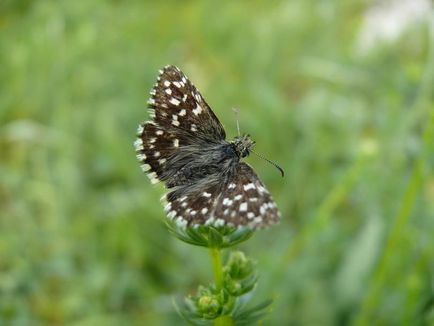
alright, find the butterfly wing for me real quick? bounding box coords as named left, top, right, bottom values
left=135, top=65, right=226, bottom=184
left=164, top=163, right=280, bottom=228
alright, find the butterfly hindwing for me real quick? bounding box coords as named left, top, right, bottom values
left=164, top=163, right=280, bottom=228
left=214, top=163, right=280, bottom=227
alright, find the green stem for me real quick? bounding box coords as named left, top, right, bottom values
left=209, top=248, right=233, bottom=326
left=210, top=247, right=223, bottom=290
left=215, top=315, right=233, bottom=326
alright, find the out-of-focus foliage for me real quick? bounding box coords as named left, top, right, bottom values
left=0, top=0, right=433, bottom=325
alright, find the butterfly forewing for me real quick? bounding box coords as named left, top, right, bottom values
left=148, top=65, right=225, bottom=140
left=135, top=65, right=226, bottom=183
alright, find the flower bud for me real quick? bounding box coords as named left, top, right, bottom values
left=225, top=251, right=255, bottom=280
left=189, top=286, right=223, bottom=319
left=197, top=294, right=221, bottom=318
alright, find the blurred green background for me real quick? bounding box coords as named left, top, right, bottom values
left=1, top=0, right=433, bottom=325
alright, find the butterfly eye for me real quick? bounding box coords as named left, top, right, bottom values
left=241, top=150, right=249, bottom=158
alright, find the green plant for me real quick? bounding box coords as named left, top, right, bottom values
left=169, top=222, right=273, bottom=325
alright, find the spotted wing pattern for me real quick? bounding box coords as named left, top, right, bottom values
left=164, top=163, right=280, bottom=228
left=135, top=65, right=281, bottom=229
left=146, top=65, right=225, bottom=140
left=134, top=65, right=226, bottom=184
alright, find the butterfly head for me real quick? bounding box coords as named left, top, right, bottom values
left=232, top=134, right=255, bottom=158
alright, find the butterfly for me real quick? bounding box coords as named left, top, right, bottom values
left=134, top=65, right=281, bottom=228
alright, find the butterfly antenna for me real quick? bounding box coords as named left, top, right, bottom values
left=232, top=108, right=241, bottom=136
left=251, top=150, right=284, bottom=177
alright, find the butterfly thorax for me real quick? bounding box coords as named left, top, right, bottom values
left=231, top=134, right=255, bottom=158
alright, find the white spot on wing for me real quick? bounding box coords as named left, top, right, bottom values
left=136, top=153, right=147, bottom=160
left=176, top=218, right=187, bottom=228
left=165, top=88, right=172, bottom=95
left=214, top=219, right=225, bottom=227
left=134, top=138, right=144, bottom=151
left=171, top=114, right=179, bottom=126
left=148, top=108, right=155, bottom=118
left=140, top=163, right=150, bottom=172
left=239, top=202, right=248, bottom=212
left=228, top=183, right=236, bottom=189
left=179, top=109, right=186, bottom=116
left=170, top=98, right=180, bottom=106
left=164, top=81, right=170, bottom=87
left=192, top=104, right=202, bottom=115
left=253, top=216, right=263, bottom=224
left=173, top=139, right=179, bottom=147
left=243, top=183, right=256, bottom=191
left=154, top=151, right=160, bottom=157
left=203, top=192, right=211, bottom=198
left=223, top=198, right=233, bottom=206
left=148, top=172, right=159, bottom=184
left=234, top=194, right=242, bottom=201
left=156, top=130, right=164, bottom=135
left=258, top=185, right=266, bottom=193
left=201, top=208, right=208, bottom=214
